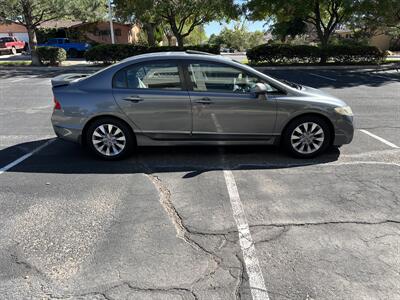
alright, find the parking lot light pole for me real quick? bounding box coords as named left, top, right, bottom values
left=108, top=0, right=115, bottom=44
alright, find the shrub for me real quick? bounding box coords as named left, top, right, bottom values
left=246, top=43, right=385, bottom=64
left=322, top=45, right=385, bottom=64
left=85, top=44, right=220, bottom=63
left=36, top=46, right=67, bottom=65
left=389, top=40, right=400, bottom=52
left=247, top=44, right=321, bottom=64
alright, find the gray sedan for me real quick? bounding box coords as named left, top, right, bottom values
left=51, top=51, right=354, bottom=160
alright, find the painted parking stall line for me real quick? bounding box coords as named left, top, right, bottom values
left=309, top=73, right=337, bottom=81
left=223, top=169, right=270, bottom=300
left=8, top=78, right=27, bottom=83
left=359, top=129, right=399, bottom=149
left=0, top=139, right=55, bottom=174
left=214, top=110, right=269, bottom=299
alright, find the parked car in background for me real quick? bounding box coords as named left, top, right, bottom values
left=38, top=38, right=91, bottom=57
left=220, top=47, right=236, bottom=53
left=0, top=37, right=25, bottom=55
left=50, top=51, right=354, bottom=160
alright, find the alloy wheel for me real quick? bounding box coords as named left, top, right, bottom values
left=92, top=124, right=126, bottom=156
left=290, top=122, right=325, bottom=154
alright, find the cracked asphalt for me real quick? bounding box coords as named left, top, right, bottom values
left=0, top=67, right=399, bottom=300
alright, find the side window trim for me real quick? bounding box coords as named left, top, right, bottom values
left=112, top=59, right=186, bottom=91
left=184, top=59, right=286, bottom=95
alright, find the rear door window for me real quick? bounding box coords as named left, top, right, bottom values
left=113, top=61, right=183, bottom=90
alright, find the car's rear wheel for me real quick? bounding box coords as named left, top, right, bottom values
left=11, top=47, right=17, bottom=55
left=283, top=116, right=331, bottom=158
left=86, top=118, right=134, bottom=160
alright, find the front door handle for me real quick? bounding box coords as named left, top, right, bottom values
left=195, top=97, right=213, bottom=104
left=122, top=95, right=143, bottom=103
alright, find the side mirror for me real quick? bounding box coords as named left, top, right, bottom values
left=252, top=83, right=268, bottom=99
left=253, top=83, right=267, bottom=94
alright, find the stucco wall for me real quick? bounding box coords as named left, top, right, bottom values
left=369, top=33, right=391, bottom=51
left=76, top=22, right=139, bottom=44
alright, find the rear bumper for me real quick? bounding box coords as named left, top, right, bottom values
left=53, top=125, right=82, bottom=143
left=51, top=108, right=85, bottom=144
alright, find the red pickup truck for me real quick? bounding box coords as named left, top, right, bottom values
left=0, top=37, right=26, bottom=55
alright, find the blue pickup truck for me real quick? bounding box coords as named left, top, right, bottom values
left=38, top=38, right=91, bottom=57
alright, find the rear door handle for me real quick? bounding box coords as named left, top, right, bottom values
left=195, top=97, right=213, bottom=104
left=122, top=95, right=143, bottom=103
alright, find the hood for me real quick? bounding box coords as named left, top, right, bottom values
left=297, top=85, right=348, bottom=107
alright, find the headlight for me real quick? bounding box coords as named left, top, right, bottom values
left=335, top=106, right=353, bottom=116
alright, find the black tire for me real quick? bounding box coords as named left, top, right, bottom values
left=67, top=48, right=78, bottom=58
left=85, top=117, right=135, bottom=160
left=11, top=47, right=17, bottom=55
left=282, top=115, right=331, bottom=159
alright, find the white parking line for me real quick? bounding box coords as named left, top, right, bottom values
left=359, top=129, right=399, bottom=148
left=223, top=169, right=270, bottom=300
left=0, top=134, right=55, bottom=146
left=0, top=139, right=55, bottom=174
left=309, top=73, right=337, bottom=81
left=8, top=78, right=27, bottom=83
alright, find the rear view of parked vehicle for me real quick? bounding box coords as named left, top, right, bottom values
left=0, top=37, right=25, bottom=55
left=51, top=51, right=354, bottom=160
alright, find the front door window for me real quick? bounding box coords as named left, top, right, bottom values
left=188, top=62, right=280, bottom=94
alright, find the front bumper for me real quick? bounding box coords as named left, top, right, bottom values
left=333, top=115, right=354, bottom=146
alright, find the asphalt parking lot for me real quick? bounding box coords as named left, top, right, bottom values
left=0, top=66, right=399, bottom=300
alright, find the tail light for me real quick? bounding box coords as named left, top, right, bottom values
left=53, top=97, right=61, bottom=110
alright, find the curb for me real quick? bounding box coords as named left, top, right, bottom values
left=0, top=65, right=103, bottom=72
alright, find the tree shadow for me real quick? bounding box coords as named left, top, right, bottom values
left=265, top=68, right=400, bottom=89
left=0, top=67, right=98, bottom=79
left=1, top=139, right=341, bottom=177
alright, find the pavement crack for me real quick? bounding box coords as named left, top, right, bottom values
left=142, top=168, right=227, bottom=291
left=124, top=284, right=199, bottom=300
left=250, top=219, right=400, bottom=231
left=44, top=283, right=199, bottom=300
left=233, top=253, right=245, bottom=300
left=10, top=253, right=43, bottom=277
left=146, top=173, right=187, bottom=241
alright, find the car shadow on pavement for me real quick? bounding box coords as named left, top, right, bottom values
left=1, top=138, right=341, bottom=176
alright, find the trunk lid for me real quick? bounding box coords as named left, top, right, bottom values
left=51, top=73, right=89, bottom=87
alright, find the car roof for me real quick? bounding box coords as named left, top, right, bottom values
left=121, top=51, right=232, bottom=63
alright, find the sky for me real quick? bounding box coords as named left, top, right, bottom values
left=204, top=19, right=267, bottom=36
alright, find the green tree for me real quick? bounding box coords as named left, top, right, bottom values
left=246, top=0, right=354, bottom=49
left=113, top=0, right=161, bottom=46
left=349, top=0, right=400, bottom=35
left=209, top=23, right=265, bottom=51
left=114, top=0, right=239, bottom=47
left=271, top=18, right=307, bottom=42
left=0, top=0, right=106, bottom=65
left=208, top=33, right=224, bottom=46
left=184, top=25, right=207, bottom=45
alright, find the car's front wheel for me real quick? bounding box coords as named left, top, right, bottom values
left=283, top=116, right=331, bottom=158
left=86, top=118, right=134, bottom=160
left=67, top=48, right=79, bottom=58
